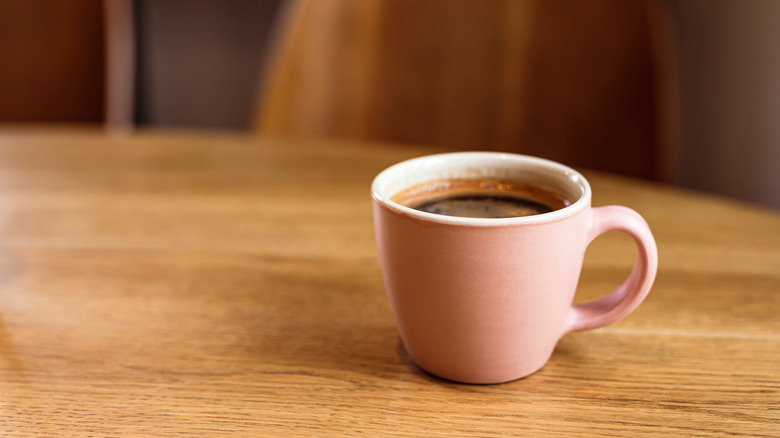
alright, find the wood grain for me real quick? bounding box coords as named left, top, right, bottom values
left=0, top=128, right=777, bottom=436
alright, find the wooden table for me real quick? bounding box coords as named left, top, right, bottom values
left=0, top=128, right=777, bottom=436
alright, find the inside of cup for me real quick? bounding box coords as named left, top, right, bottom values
left=374, top=152, right=588, bottom=207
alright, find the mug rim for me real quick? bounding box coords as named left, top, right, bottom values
left=371, top=152, right=592, bottom=226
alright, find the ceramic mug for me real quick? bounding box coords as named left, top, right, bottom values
left=371, top=152, right=658, bottom=384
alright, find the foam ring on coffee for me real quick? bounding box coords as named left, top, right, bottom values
left=392, top=178, right=571, bottom=218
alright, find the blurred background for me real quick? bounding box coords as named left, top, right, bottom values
left=1, top=0, right=778, bottom=209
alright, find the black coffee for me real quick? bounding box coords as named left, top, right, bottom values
left=413, top=194, right=553, bottom=218
left=392, top=178, right=571, bottom=218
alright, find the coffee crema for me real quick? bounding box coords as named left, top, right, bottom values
left=391, top=178, right=572, bottom=218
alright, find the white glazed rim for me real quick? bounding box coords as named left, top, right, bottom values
left=371, top=152, right=591, bottom=226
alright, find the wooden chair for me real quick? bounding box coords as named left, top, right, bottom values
left=255, top=0, right=668, bottom=180
left=0, top=0, right=134, bottom=128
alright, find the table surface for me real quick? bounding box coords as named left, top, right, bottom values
left=0, top=128, right=777, bottom=437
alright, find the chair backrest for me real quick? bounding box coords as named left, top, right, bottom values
left=0, top=0, right=105, bottom=123
left=0, top=0, right=134, bottom=128
left=255, top=0, right=663, bottom=180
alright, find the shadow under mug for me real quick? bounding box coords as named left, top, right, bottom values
left=371, top=152, right=658, bottom=384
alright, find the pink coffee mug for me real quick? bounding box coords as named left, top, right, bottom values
left=372, top=152, right=658, bottom=384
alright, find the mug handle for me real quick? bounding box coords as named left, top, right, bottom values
left=563, top=206, right=659, bottom=334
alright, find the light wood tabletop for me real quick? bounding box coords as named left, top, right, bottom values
left=0, top=128, right=777, bottom=436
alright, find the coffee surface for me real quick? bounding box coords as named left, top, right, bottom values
left=391, top=179, right=571, bottom=218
